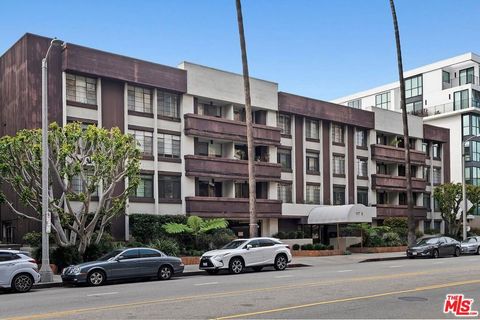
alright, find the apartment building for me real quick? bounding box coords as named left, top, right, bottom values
left=0, top=34, right=449, bottom=243
left=334, top=52, right=480, bottom=229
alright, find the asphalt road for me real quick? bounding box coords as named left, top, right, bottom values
left=1, top=254, right=480, bottom=319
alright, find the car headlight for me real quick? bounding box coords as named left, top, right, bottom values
left=71, top=266, right=81, bottom=275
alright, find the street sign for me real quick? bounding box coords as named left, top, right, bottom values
left=459, top=199, right=474, bottom=213
left=46, top=211, right=51, bottom=234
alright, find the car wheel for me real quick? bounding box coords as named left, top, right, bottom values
left=229, top=257, right=244, bottom=274
left=206, top=269, right=219, bottom=275
left=252, top=266, right=263, bottom=272
left=87, top=270, right=106, bottom=286
left=12, top=273, right=33, bottom=293
left=158, top=265, right=173, bottom=281
left=454, top=247, right=461, bottom=257
left=477, top=247, right=480, bottom=255
left=274, top=254, right=288, bottom=271
left=432, top=249, right=439, bottom=259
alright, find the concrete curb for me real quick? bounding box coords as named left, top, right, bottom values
left=33, top=263, right=312, bottom=288
left=358, top=256, right=407, bottom=263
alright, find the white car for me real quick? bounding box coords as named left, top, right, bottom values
left=199, top=237, right=292, bottom=274
left=0, top=250, right=41, bottom=292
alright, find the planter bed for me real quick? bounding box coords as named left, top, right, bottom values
left=292, top=249, right=343, bottom=257
left=181, top=256, right=201, bottom=265
left=348, top=246, right=407, bottom=254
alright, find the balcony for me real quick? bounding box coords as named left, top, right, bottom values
left=442, top=75, right=480, bottom=90
left=184, top=113, right=281, bottom=146
left=185, top=197, right=282, bottom=218
left=371, top=144, right=426, bottom=165
left=184, top=155, right=281, bottom=181
left=372, top=174, right=427, bottom=192
left=408, top=99, right=480, bottom=118
left=376, top=204, right=427, bottom=219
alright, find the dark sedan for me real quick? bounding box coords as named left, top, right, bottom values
left=61, top=248, right=184, bottom=286
left=407, top=236, right=461, bottom=259
left=461, top=236, right=480, bottom=255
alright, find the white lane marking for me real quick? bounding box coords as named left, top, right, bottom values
left=467, top=258, right=479, bottom=261
left=87, top=292, right=119, bottom=297
left=194, top=282, right=219, bottom=286
left=275, top=275, right=293, bottom=278
left=388, top=265, right=404, bottom=268
left=433, top=261, right=445, bottom=264
left=337, top=270, right=353, bottom=273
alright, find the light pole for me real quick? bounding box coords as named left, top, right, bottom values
left=461, top=134, right=480, bottom=241
left=40, top=38, right=64, bottom=282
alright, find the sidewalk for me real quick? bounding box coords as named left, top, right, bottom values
left=33, top=251, right=406, bottom=289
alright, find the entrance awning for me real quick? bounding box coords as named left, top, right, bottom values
left=307, top=204, right=376, bottom=225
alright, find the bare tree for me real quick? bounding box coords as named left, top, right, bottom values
left=235, top=0, right=257, bottom=237
left=389, top=0, right=416, bottom=246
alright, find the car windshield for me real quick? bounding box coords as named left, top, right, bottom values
left=222, top=240, right=248, bottom=249
left=416, top=238, right=439, bottom=246
left=97, top=249, right=123, bottom=261
left=462, top=237, right=477, bottom=244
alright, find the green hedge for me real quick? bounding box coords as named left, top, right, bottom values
left=129, top=214, right=188, bottom=244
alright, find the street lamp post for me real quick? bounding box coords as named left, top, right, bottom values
left=461, top=134, right=480, bottom=241
left=40, top=38, right=64, bottom=283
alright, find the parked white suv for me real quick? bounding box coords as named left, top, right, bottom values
left=0, top=250, right=40, bottom=292
left=199, top=237, right=292, bottom=274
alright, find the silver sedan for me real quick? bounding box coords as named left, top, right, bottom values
left=461, top=236, right=480, bottom=255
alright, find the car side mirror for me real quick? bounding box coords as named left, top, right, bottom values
left=246, top=244, right=252, bottom=250
left=116, top=255, right=125, bottom=261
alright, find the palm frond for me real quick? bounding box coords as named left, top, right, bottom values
left=163, top=223, right=192, bottom=234
left=200, top=218, right=228, bottom=233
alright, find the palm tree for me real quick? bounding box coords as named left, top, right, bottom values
left=163, top=216, right=228, bottom=236
left=235, top=0, right=258, bottom=237
left=389, top=0, right=416, bottom=246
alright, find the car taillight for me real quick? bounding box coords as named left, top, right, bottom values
left=29, top=259, right=37, bottom=264
left=286, top=245, right=290, bottom=250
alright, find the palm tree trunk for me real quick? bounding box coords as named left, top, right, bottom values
left=389, top=0, right=416, bottom=246
left=235, top=0, right=257, bottom=237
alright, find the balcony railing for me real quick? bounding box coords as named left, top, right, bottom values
left=185, top=197, right=282, bottom=218
left=375, top=204, right=427, bottom=219
left=442, top=75, right=480, bottom=90
left=372, top=174, right=426, bottom=192
left=184, top=155, right=281, bottom=181
left=407, top=99, right=480, bottom=117
left=371, top=144, right=426, bottom=165
left=184, top=113, right=281, bottom=146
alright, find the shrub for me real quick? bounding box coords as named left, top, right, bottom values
left=273, top=231, right=287, bottom=239
left=382, top=232, right=402, bottom=247
left=301, top=244, right=314, bottom=250
left=423, top=228, right=437, bottom=235
left=292, top=244, right=300, bottom=250
left=22, top=231, right=54, bottom=247
left=296, top=231, right=305, bottom=239
left=51, top=246, right=82, bottom=272
left=384, top=217, right=408, bottom=242
left=287, top=231, right=298, bottom=239
left=327, top=245, right=334, bottom=250
left=83, top=233, right=116, bottom=262
left=150, top=238, right=180, bottom=256
left=129, top=214, right=188, bottom=244
left=415, top=231, right=424, bottom=239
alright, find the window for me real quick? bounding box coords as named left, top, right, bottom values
left=375, top=92, right=391, bottom=109
left=235, top=182, right=249, bottom=198
left=139, top=249, right=161, bottom=258
left=158, top=90, right=179, bottom=118
left=459, top=67, right=474, bottom=85
left=357, top=188, right=368, bottom=206
left=66, top=73, right=97, bottom=105
left=347, top=99, right=361, bottom=109
left=258, top=239, right=276, bottom=247
left=332, top=124, right=344, bottom=144
left=127, top=85, right=152, bottom=113
left=405, top=75, right=423, bottom=98
left=442, top=70, right=450, bottom=84
left=158, top=175, right=181, bottom=201
left=277, top=183, right=292, bottom=203
left=277, top=148, right=292, bottom=171
left=0, top=252, right=19, bottom=262
left=121, top=249, right=139, bottom=260
left=195, top=140, right=222, bottom=157
left=233, top=108, right=246, bottom=122
left=333, top=155, right=345, bottom=175
left=158, top=133, right=180, bottom=158
left=132, top=174, right=153, bottom=198
left=422, top=141, right=430, bottom=156
left=197, top=178, right=222, bottom=197
left=129, top=130, right=153, bottom=155
left=306, top=152, right=319, bottom=173
left=305, top=119, right=319, bottom=140
left=198, top=103, right=222, bottom=117
left=433, top=143, right=440, bottom=159
left=71, top=173, right=98, bottom=196
left=463, top=114, right=480, bottom=136
left=433, top=167, right=442, bottom=185
left=454, top=89, right=469, bottom=110
left=423, top=167, right=430, bottom=183
left=377, top=163, right=388, bottom=175
left=466, top=167, right=480, bottom=186
left=277, top=113, right=291, bottom=135
left=306, top=184, right=320, bottom=204
left=333, top=186, right=345, bottom=205
left=357, top=158, right=368, bottom=178
left=466, top=140, right=480, bottom=162
left=355, top=129, right=367, bottom=148
left=399, top=193, right=407, bottom=205
left=406, top=101, right=423, bottom=115
left=473, top=90, right=480, bottom=108
left=423, top=193, right=431, bottom=210
left=377, top=191, right=389, bottom=205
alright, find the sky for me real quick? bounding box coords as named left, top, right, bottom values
left=1, top=0, right=480, bottom=101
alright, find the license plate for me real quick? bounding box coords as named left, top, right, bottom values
left=412, top=252, right=417, bottom=255
left=202, top=262, right=208, bottom=266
